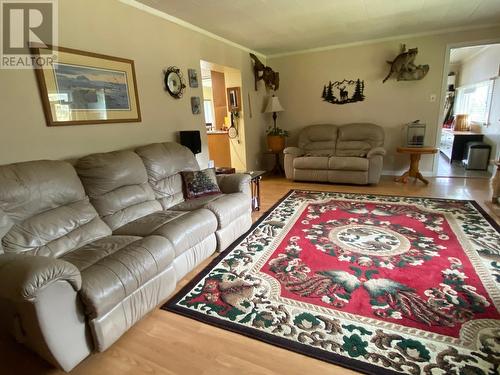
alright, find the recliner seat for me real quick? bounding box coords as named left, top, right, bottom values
left=284, top=123, right=386, bottom=184
left=0, top=160, right=176, bottom=371
left=0, top=141, right=253, bottom=371
left=135, top=142, right=252, bottom=251
left=74, top=149, right=219, bottom=280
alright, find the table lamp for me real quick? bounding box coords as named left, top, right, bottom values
left=264, top=95, right=284, bottom=131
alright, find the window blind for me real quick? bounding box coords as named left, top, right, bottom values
left=454, top=79, right=494, bottom=125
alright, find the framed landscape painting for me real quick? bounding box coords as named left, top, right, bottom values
left=32, top=46, right=141, bottom=126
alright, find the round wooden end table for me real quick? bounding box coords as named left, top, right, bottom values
left=395, top=147, right=438, bottom=185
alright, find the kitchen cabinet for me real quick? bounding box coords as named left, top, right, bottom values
left=207, top=132, right=231, bottom=167
left=439, top=129, right=484, bottom=163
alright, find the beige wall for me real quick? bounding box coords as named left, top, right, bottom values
left=458, top=45, right=500, bottom=162
left=0, top=0, right=267, bottom=169
left=224, top=69, right=247, bottom=171
left=268, top=27, right=500, bottom=174
left=459, top=45, right=500, bottom=86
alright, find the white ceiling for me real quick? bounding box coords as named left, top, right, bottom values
left=136, top=0, right=500, bottom=56
left=449, top=45, right=492, bottom=64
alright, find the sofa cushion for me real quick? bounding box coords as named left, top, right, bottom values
left=205, top=193, right=251, bottom=229
left=181, top=168, right=221, bottom=200
left=170, top=194, right=223, bottom=211
left=112, top=211, right=186, bottom=236
left=2, top=199, right=111, bottom=257
left=111, top=208, right=217, bottom=257
left=293, top=156, right=329, bottom=170
left=298, top=124, right=338, bottom=155
left=75, top=151, right=162, bottom=231
left=336, top=123, right=384, bottom=157
left=172, top=193, right=251, bottom=229
left=135, top=142, right=199, bottom=209
left=61, top=235, right=174, bottom=319
left=151, top=209, right=218, bottom=257
left=335, top=141, right=369, bottom=157
left=0, top=160, right=112, bottom=257
left=328, top=156, right=369, bottom=171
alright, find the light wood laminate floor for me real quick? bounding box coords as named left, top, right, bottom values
left=1, top=176, right=497, bottom=375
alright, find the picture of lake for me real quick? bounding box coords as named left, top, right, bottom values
left=53, top=63, right=130, bottom=110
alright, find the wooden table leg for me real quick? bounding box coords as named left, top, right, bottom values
left=270, top=153, right=284, bottom=175
left=395, top=153, right=429, bottom=184
left=394, top=171, right=409, bottom=183
left=416, top=172, right=429, bottom=184
left=491, top=162, right=500, bottom=204
left=250, top=176, right=262, bottom=211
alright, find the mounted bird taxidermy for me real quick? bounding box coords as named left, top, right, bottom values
left=250, top=53, right=279, bottom=91
left=383, top=44, right=429, bottom=83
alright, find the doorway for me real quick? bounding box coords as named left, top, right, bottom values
left=200, top=60, right=247, bottom=171
left=435, top=42, right=500, bottom=178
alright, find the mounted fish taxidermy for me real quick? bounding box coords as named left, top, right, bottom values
left=383, top=44, right=429, bottom=83
left=250, top=53, right=279, bottom=91
left=321, top=79, right=365, bottom=104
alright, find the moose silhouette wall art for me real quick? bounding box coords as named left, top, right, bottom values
left=321, top=79, right=365, bottom=105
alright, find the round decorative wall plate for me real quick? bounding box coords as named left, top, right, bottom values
left=228, top=126, right=238, bottom=139
left=164, top=67, right=186, bottom=99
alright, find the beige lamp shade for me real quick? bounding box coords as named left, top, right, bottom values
left=264, top=95, right=284, bottom=113
left=453, top=114, right=470, bottom=131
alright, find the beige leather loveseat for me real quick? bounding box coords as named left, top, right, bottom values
left=284, top=123, right=386, bottom=184
left=0, top=142, right=251, bottom=371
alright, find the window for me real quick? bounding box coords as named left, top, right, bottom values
left=454, top=79, right=494, bottom=125
left=203, top=99, right=214, bottom=124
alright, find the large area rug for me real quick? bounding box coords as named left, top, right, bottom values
left=163, top=190, right=500, bottom=374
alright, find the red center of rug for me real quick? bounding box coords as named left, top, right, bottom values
left=262, top=200, right=499, bottom=338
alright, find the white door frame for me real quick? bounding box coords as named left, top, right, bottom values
left=432, top=37, right=500, bottom=176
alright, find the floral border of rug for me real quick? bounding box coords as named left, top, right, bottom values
left=162, top=190, right=500, bottom=375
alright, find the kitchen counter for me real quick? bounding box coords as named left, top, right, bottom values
left=440, top=128, right=484, bottom=163
left=442, top=128, right=482, bottom=136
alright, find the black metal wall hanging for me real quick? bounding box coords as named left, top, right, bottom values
left=164, top=66, right=186, bottom=99
left=321, top=79, right=365, bottom=104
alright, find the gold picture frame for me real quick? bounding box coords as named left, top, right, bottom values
left=32, top=46, right=141, bottom=126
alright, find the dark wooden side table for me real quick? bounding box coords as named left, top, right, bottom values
left=395, top=147, right=438, bottom=185
left=245, top=170, right=266, bottom=211
left=264, top=151, right=284, bottom=175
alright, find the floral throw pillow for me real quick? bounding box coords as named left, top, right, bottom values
left=181, top=168, right=221, bottom=200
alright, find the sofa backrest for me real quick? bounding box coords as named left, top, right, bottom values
left=0, top=160, right=111, bottom=256
left=75, top=150, right=162, bottom=231
left=336, top=123, right=384, bottom=157
left=135, top=142, right=199, bottom=209
left=298, top=124, right=338, bottom=156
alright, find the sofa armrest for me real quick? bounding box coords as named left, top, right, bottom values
left=216, top=173, right=251, bottom=196
left=367, top=147, right=386, bottom=158
left=283, top=147, right=305, bottom=157
left=0, top=254, right=81, bottom=302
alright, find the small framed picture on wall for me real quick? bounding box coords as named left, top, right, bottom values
left=191, top=96, right=201, bottom=114
left=188, top=69, right=199, bottom=88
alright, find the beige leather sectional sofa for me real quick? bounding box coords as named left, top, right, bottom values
left=0, top=142, right=251, bottom=371
left=284, top=123, right=386, bottom=184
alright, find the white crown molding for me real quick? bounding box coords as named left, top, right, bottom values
left=118, top=0, right=500, bottom=61
left=118, top=0, right=266, bottom=60
left=267, top=23, right=500, bottom=59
